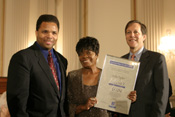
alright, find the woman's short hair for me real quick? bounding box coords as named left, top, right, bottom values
left=76, top=36, right=100, bottom=55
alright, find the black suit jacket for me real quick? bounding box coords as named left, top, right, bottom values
left=120, top=48, right=169, bottom=117
left=7, top=43, right=68, bottom=117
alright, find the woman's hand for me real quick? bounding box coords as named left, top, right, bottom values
left=165, top=112, right=171, bottom=117
left=127, top=91, right=137, bottom=103
left=75, top=97, right=97, bottom=114
left=84, top=97, right=97, bottom=110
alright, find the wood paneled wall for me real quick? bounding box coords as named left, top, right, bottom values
left=0, top=77, right=7, bottom=94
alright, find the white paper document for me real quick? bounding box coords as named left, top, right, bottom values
left=95, top=55, right=140, bottom=115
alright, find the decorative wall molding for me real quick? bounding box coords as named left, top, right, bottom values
left=136, top=0, right=163, bottom=52
left=136, top=0, right=175, bottom=94
left=131, top=0, right=136, bottom=20
left=0, top=0, right=5, bottom=76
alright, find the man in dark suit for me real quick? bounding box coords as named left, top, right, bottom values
left=119, top=20, right=169, bottom=117
left=7, top=14, right=68, bottom=117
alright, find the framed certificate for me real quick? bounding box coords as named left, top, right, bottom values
left=95, top=54, right=140, bottom=115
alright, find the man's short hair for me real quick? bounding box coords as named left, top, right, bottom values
left=125, top=20, right=147, bottom=35
left=36, top=14, right=60, bottom=31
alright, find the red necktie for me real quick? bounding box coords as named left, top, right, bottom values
left=131, top=54, right=135, bottom=61
left=48, top=51, right=59, bottom=90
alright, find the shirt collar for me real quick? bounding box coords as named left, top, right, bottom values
left=35, top=41, right=54, bottom=60
left=129, top=46, right=144, bottom=61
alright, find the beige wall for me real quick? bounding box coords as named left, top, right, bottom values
left=87, top=0, right=131, bottom=68
left=1, top=0, right=132, bottom=75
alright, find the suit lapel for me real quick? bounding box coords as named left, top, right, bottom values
left=135, top=48, right=150, bottom=87
left=55, top=52, right=66, bottom=100
left=122, top=49, right=150, bottom=80
left=137, top=49, right=149, bottom=78
left=122, top=49, right=150, bottom=90
left=121, top=53, right=130, bottom=59
left=33, top=45, right=60, bottom=97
